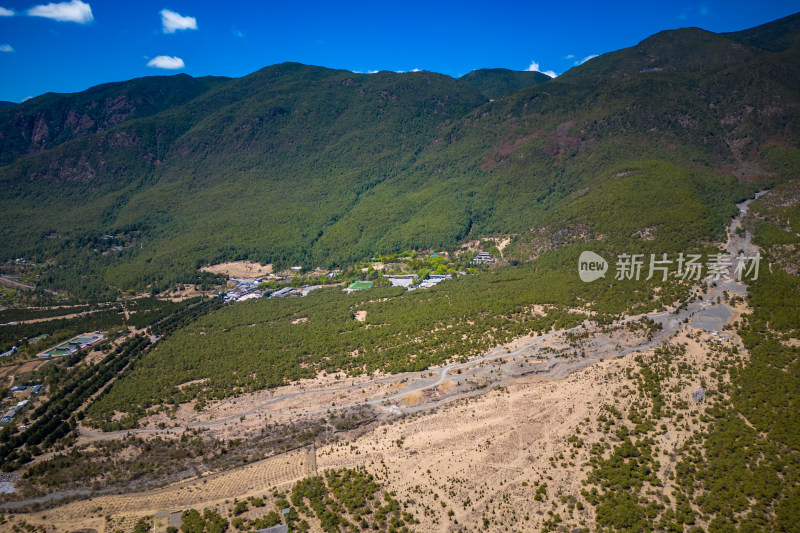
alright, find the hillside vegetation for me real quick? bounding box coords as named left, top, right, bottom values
left=0, top=16, right=799, bottom=533
left=0, top=14, right=798, bottom=298
left=459, top=68, right=551, bottom=99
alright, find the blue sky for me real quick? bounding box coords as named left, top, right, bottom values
left=0, top=0, right=798, bottom=102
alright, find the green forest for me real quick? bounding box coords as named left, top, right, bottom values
left=1, top=15, right=798, bottom=298
left=158, top=466, right=416, bottom=533
left=0, top=13, right=799, bottom=532
left=575, top=180, right=800, bottom=531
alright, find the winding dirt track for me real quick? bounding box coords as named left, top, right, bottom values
left=79, top=315, right=656, bottom=440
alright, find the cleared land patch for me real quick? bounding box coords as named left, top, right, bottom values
left=200, top=261, right=273, bottom=278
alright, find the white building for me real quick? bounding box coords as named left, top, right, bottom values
left=386, top=274, right=417, bottom=288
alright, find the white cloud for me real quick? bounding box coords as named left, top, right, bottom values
left=22, top=96, right=33, bottom=102
left=27, top=0, right=93, bottom=24
left=161, top=9, right=196, bottom=33
left=0, top=6, right=14, bottom=16
left=410, top=68, right=421, bottom=72
left=525, top=60, right=556, bottom=78
left=147, top=55, right=185, bottom=69
left=576, top=54, right=599, bottom=66
left=565, top=54, right=575, bottom=59
left=0, top=44, right=13, bottom=52
left=367, top=70, right=379, bottom=74
left=232, top=27, right=245, bottom=38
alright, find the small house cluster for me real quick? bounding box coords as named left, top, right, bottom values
left=224, top=276, right=328, bottom=302
left=471, top=251, right=498, bottom=265
left=1, top=385, right=42, bottom=426
left=412, top=273, right=452, bottom=290
left=1, top=401, right=28, bottom=426
left=223, top=278, right=272, bottom=303
left=38, top=332, right=105, bottom=359
left=10, top=384, right=43, bottom=395
left=269, top=286, right=294, bottom=298
left=272, top=284, right=326, bottom=298
left=385, top=274, right=417, bottom=288
left=385, top=273, right=452, bottom=291
left=0, top=346, right=17, bottom=358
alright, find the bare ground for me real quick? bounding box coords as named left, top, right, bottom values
left=199, top=261, right=273, bottom=278
left=6, top=447, right=316, bottom=532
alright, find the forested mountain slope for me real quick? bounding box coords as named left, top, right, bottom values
left=0, top=74, right=229, bottom=165
left=459, top=68, right=551, bottom=99
left=0, top=14, right=798, bottom=297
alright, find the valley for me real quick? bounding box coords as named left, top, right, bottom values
left=2, top=194, right=786, bottom=532
left=1, top=10, right=799, bottom=533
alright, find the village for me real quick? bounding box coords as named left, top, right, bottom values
left=0, top=331, right=106, bottom=430
left=0, top=384, right=43, bottom=427
left=220, top=249, right=501, bottom=303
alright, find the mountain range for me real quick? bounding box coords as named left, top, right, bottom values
left=1, top=13, right=798, bottom=297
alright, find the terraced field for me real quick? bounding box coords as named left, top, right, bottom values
left=23, top=446, right=316, bottom=532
